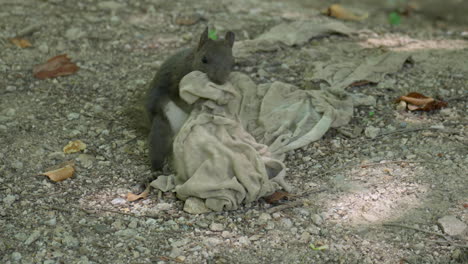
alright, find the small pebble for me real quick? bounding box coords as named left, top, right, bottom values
left=24, top=230, right=41, bottom=245
left=65, top=28, right=85, bottom=40
left=11, top=252, right=22, bottom=261
left=258, top=213, right=272, bottom=222
left=311, top=214, right=323, bottom=226
left=67, top=113, right=80, bottom=120
left=257, top=68, right=268, bottom=78
left=238, top=236, right=251, bottom=246
left=364, top=126, right=380, bottom=139
left=38, top=43, right=49, bottom=53
left=438, top=215, right=467, bottom=236
left=128, top=219, right=138, bottom=229
left=111, top=197, right=127, bottom=205
left=175, top=256, right=186, bottom=262
left=77, top=154, right=94, bottom=168
left=279, top=218, right=293, bottom=228
left=46, top=218, right=57, bottom=226
left=6, top=86, right=16, bottom=92
left=209, top=222, right=224, bottom=231
left=110, top=15, right=120, bottom=23
left=5, top=108, right=16, bottom=116
left=11, top=161, right=23, bottom=170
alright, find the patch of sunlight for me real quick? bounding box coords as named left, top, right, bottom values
left=323, top=161, right=429, bottom=225
left=360, top=34, right=468, bottom=51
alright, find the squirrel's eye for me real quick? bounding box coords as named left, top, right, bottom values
left=202, top=56, right=208, bottom=64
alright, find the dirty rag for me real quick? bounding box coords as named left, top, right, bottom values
left=151, top=71, right=371, bottom=212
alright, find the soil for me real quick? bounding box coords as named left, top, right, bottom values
left=1, top=0, right=467, bottom=263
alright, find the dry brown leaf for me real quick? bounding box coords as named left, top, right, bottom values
left=42, top=164, right=75, bottom=182
left=419, top=100, right=448, bottom=111
left=63, top=140, right=87, bottom=154
left=396, top=92, right=447, bottom=111
left=399, top=95, right=434, bottom=106
left=349, top=80, right=372, bottom=87
left=400, top=1, right=420, bottom=17
left=10, top=38, right=32, bottom=48
left=175, top=15, right=201, bottom=25
left=33, top=54, right=79, bottom=80
left=323, top=4, right=368, bottom=21
left=127, top=186, right=150, bottom=202
left=264, top=191, right=294, bottom=204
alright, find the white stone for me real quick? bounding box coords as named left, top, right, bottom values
left=438, top=215, right=467, bottom=236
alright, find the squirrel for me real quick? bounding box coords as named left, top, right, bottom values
left=146, top=27, right=236, bottom=171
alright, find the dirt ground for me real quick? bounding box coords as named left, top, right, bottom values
left=1, top=0, right=467, bottom=263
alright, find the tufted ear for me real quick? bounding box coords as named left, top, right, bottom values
left=197, top=26, right=209, bottom=51
left=225, top=31, right=235, bottom=47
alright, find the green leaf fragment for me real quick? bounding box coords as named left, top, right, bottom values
left=369, top=111, right=375, bottom=117
left=208, top=29, right=218, bottom=40
left=389, top=12, right=401, bottom=25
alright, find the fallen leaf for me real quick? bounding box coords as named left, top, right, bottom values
left=208, top=29, right=218, bottom=40
left=42, top=163, right=75, bottom=182
left=264, top=191, right=294, bottom=204
left=33, top=54, right=79, bottom=79
left=127, top=185, right=150, bottom=202
left=10, top=38, right=32, bottom=48
left=175, top=14, right=201, bottom=25
left=389, top=12, right=402, bottom=25
left=63, top=140, right=87, bottom=154
left=396, top=92, right=447, bottom=111
left=323, top=4, right=368, bottom=21
left=419, top=100, right=449, bottom=111
left=463, top=203, right=468, bottom=208
left=399, top=92, right=434, bottom=105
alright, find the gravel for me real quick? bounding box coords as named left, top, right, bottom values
left=1, top=0, right=467, bottom=263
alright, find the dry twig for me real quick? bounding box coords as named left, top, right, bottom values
left=267, top=200, right=306, bottom=214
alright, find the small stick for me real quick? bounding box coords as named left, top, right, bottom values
left=265, top=188, right=327, bottom=214
left=40, top=204, right=158, bottom=220
left=374, top=127, right=458, bottom=139
left=359, top=160, right=443, bottom=168
left=267, top=200, right=305, bottom=214
left=320, top=160, right=443, bottom=176
left=424, top=239, right=468, bottom=249
left=382, top=223, right=450, bottom=241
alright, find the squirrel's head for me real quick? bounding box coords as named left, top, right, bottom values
left=192, top=27, right=235, bottom=85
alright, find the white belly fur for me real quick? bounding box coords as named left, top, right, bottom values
left=164, top=100, right=189, bottom=134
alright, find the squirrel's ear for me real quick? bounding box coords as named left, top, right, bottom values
left=225, top=31, right=235, bottom=47
left=197, top=26, right=209, bottom=50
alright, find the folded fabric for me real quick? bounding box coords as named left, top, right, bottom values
left=151, top=71, right=372, bottom=212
